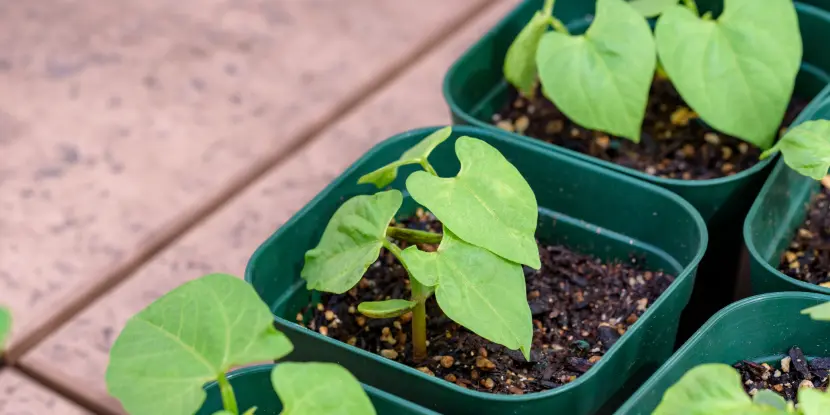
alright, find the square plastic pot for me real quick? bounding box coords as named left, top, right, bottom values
left=443, top=0, right=830, bottom=341
left=245, top=126, right=707, bottom=414
left=615, top=292, right=830, bottom=414
left=197, top=364, right=438, bottom=415
left=745, top=98, right=830, bottom=296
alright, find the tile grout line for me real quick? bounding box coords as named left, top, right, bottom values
left=7, top=0, right=503, bottom=410
left=13, top=363, right=118, bottom=415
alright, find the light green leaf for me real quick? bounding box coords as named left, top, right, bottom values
left=358, top=299, right=417, bottom=318
left=504, top=11, right=551, bottom=96
left=760, top=120, right=830, bottom=180
left=752, top=390, right=787, bottom=411
left=106, top=274, right=294, bottom=415
left=302, top=190, right=403, bottom=294
left=628, top=0, right=677, bottom=17
left=401, top=230, right=533, bottom=359
left=0, top=306, right=10, bottom=352
left=655, top=0, right=802, bottom=149
left=406, top=136, right=540, bottom=268
left=798, top=388, right=830, bottom=415
left=801, top=301, right=830, bottom=321
left=654, top=364, right=786, bottom=415
left=358, top=127, right=452, bottom=189
left=243, top=408, right=257, bottom=415
left=536, top=0, right=656, bottom=142
left=273, top=362, right=376, bottom=415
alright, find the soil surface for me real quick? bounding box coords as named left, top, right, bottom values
left=735, top=346, right=830, bottom=403
left=300, top=211, right=675, bottom=394
left=492, top=77, right=806, bottom=180
left=777, top=185, right=830, bottom=288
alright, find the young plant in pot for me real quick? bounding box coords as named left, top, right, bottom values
left=105, top=273, right=377, bottom=415
left=501, top=0, right=804, bottom=180
left=299, top=126, right=677, bottom=394
left=651, top=301, right=830, bottom=414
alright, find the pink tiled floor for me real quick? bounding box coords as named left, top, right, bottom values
left=0, top=0, right=520, bottom=413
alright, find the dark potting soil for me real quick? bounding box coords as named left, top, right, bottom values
left=777, top=185, right=830, bottom=288
left=735, top=346, right=830, bottom=403
left=299, top=211, right=675, bottom=394
left=492, top=77, right=807, bottom=180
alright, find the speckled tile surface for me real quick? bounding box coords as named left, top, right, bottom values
left=0, top=0, right=493, bottom=347
left=19, top=0, right=521, bottom=410
left=0, top=369, right=90, bottom=415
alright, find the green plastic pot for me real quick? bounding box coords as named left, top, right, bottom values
left=245, top=126, right=707, bottom=414
left=615, top=292, right=830, bottom=415
left=197, top=364, right=438, bottom=415
left=443, top=0, right=830, bottom=342
left=745, top=98, right=830, bottom=296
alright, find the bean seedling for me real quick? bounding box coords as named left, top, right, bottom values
left=106, top=273, right=376, bottom=415
left=504, top=0, right=801, bottom=150
left=301, top=126, right=537, bottom=362
left=652, top=301, right=830, bottom=414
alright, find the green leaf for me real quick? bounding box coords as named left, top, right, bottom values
left=242, top=409, right=257, bottom=415
left=759, top=120, right=830, bottom=180
left=654, top=364, right=786, bottom=415
left=106, top=274, right=294, bottom=415
left=655, top=0, right=802, bottom=149
left=358, top=127, right=452, bottom=188
left=401, top=230, right=533, bottom=359
left=536, top=0, right=656, bottom=142
left=752, top=390, right=787, bottom=411
left=504, top=11, right=551, bottom=96
left=628, top=0, right=678, bottom=17
left=798, top=388, right=830, bottom=415
left=213, top=410, right=256, bottom=415
left=0, top=306, right=10, bottom=352
left=801, top=301, right=830, bottom=321
left=357, top=299, right=417, bottom=318
left=406, top=136, right=540, bottom=269
left=273, top=362, right=376, bottom=415
left=302, top=190, right=403, bottom=293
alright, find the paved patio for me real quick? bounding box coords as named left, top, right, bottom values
left=0, top=0, right=523, bottom=413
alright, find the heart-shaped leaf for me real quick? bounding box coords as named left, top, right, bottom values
left=401, top=230, right=533, bottom=359
left=358, top=127, right=452, bottom=188
left=655, top=0, right=802, bottom=149
left=273, top=362, right=376, bottom=415
left=504, top=11, right=551, bottom=96
left=358, top=299, right=417, bottom=318
left=406, top=136, right=540, bottom=268
left=536, top=0, right=656, bottom=142
left=106, top=274, right=294, bottom=415
left=628, top=0, right=678, bottom=17
left=302, top=190, right=403, bottom=293
left=798, top=388, right=830, bottom=415
left=760, top=120, right=830, bottom=180
left=801, top=301, right=830, bottom=321
left=0, top=307, right=10, bottom=352
left=654, top=364, right=785, bottom=414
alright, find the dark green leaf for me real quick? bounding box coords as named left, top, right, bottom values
left=406, top=136, right=540, bottom=268
left=760, top=120, right=830, bottom=180
left=302, top=190, right=403, bottom=293
left=801, top=301, right=830, bottom=321
left=504, top=11, right=551, bottom=96
left=272, top=362, right=376, bottom=415
left=358, top=299, right=417, bottom=318
left=401, top=230, right=533, bottom=359
left=536, top=0, right=656, bottom=142
left=628, top=0, right=677, bottom=17
left=106, top=274, right=294, bottom=415
left=358, top=127, right=451, bottom=188
left=655, top=0, right=801, bottom=149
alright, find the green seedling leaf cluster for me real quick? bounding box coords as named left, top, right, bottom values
left=302, top=126, right=537, bottom=362
left=654, top=302, right=830, bottom=414
left=106, top=273, right=375, bottom=415
left=504, top=0, right=804, bottom=154
left=760, top=120, right=830, bottom=180
left=0, top=306, right=10, bottom=353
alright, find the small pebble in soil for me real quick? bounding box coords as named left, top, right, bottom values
left=734, top=346, right=829, bottom=403
left=776, top=184, right=830, bottom=287
left=299, top=213, right=675, bottom=394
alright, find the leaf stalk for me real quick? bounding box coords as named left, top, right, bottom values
left=543, top=0, right=555, bottom=17
left=217, top=373, right=239, bottom=415
left=682, top=0, right=699, bottom=16
left=386, top=226, right=443, bottom=244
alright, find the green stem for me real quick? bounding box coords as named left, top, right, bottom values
left=542, top=0, right=555, bottom=16
left=682, top=0, right=699, bottom=16
left=218, top=373, right=239, bottom=415
left=549, top=17, right=569, bottom=35
left=386, top=226, right=443, bottom=244
left=382, top=238, right=403, bottom=258
left=382, top=239, right=431, bottom=361
left=420, top=160, right=438, bottom=176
